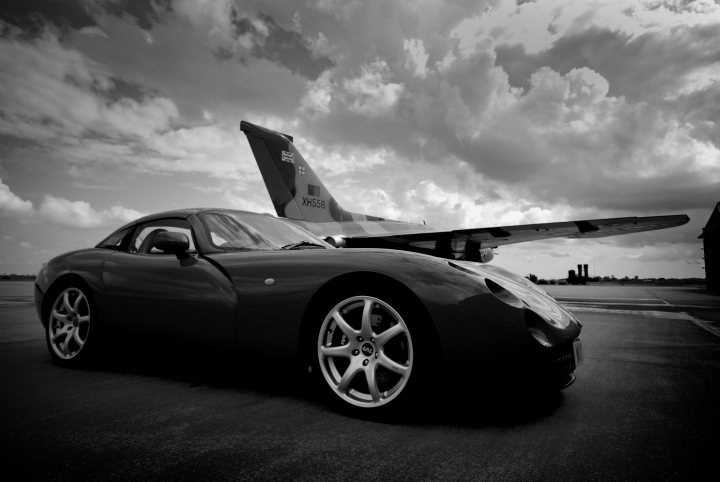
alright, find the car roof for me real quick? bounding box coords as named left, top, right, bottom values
left=113, top=208, right=277, bottom=233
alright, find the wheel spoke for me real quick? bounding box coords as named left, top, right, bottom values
left=374, top=323, right=405, bottom=348
left=63, top=291, right=73, bottom=314
left=73, top=327, right=85, bottom=346
left=337, top=359, right=363, bottom=392
left=62, top=331, right=73, bottom=354
left=378, top=352, right=410, bottom=376
left=365, top=364, right=381, bottom=402
left=360, top=299, right=373, bottom=338
left=52, top=310, right=68, bottom=322
left=52, top=329, right=67, bottom=344
left=73, top=292, right=85, bottom=314
left=77, top=315, right=90, bottom=324
left=320, top=344, right=353, bottom=358
left=332, top=310, right=358, bottom=338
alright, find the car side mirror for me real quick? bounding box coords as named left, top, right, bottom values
left=154, top=232, right=190, bottom=257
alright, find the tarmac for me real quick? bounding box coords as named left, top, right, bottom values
left=545, top=284, right=720, bottom=335
left=1, top=281, right=719, bottom=480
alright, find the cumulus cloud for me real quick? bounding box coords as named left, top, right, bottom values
left=4, top=0, right=714, bottom=219
left=221, top=189, right=274, bottom=215
left=0, top=28, right=259, bottom=180
left=343, top=60, right=404, bottom=117
left=0, top=31, right=179, bottom=141
left=37, top=195, right=144, bottom=228
left=0, top=178, right=33, bottom=216
left=404, top=38, right=429, bottom=78
left=140, top=124, right=250, bottom=178
left=273, top=0, right=719, bottom=221
left=301, top=70, right=334, bottom=116
left=0, top=177, right=143, bottom=228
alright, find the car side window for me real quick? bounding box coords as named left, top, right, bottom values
left=129, top=219, right=196, bottom=254
left=96, top=226, right=133, bottom=251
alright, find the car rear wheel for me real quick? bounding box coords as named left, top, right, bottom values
left=46, top=285, right=95, bottom=366
left=316, top=294, right=415, bottom=410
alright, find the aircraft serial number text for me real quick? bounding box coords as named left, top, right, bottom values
left=302, top=197, right=326, bottom=209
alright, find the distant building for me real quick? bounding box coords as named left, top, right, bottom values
left=700, top=202, right=720, bottom=290
left=567, top=264, right=588, bottom=285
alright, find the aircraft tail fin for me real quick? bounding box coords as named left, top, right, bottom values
left=240, top=120, right=384, bottom=222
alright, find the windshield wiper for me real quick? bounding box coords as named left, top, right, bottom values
left=281, top=240, right=326, bottom=250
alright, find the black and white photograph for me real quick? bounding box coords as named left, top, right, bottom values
left=1, top=1, right=719, bottom=480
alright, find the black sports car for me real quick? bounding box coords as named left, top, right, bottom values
left=35, top=208, right=582, bottom=412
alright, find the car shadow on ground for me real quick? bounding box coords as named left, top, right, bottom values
left=78, top=339, right=565, bottom=428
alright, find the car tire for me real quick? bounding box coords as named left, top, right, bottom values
left=311, top=290, right=424, bottom=415
left=45, top=283, right=98, bottom=367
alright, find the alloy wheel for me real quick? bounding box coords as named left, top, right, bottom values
left=48, top=287, right=91, bottom=360
left=317, top=295, right=413, bottom=408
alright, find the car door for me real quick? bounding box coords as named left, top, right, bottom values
left=102, top=217, right=237, bottom=349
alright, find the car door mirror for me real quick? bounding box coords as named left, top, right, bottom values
left=154, top=231, right=190, bottom=256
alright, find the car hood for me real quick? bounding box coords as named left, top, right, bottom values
left=449, top=260, right=580, bottom=330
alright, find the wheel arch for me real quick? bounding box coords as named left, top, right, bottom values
left=298, top=271, right=442, bottom=370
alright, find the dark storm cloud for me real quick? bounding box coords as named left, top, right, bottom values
left=102, top=77, right=156, bottom=104
left=496, top=24, right=720, bottom=100
left=451, top=133, right=546, bottom=184
left=0, top=0, right=171, bottom=36
left=0, top=0, right=96, bottom=35
left=215, top=8, right=332, bottom=80
left=99, top=0, right=171, bottom=31
left=252, top=13, right=333, bottom=80
left=566, top=172, right=718, bottom=213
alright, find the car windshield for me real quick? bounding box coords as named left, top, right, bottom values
left=199, top=212, right=331, bottom=251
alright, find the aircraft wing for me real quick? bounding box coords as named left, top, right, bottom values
left=240, top=120, right=690, bottom=260
left=326, top=214, right=690, bottom=256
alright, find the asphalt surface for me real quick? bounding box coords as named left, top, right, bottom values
left=2, top=281, right=720, bottom=481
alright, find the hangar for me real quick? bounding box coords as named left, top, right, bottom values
left=700, top=202, right=720, bottom=290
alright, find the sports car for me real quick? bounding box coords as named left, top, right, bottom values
left=35, top=208, right=583, bottom=412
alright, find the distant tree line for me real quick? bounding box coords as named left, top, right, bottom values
left=1, top=274, right=36, bottom=281
left=525, top=274, right=705, bottom=286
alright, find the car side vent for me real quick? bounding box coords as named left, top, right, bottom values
left=484, top=278, right=525, bottom=309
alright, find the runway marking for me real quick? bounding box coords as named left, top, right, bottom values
left=562, top=304, right=720, bottom=339
left=684, top=313, right=720, bottom=338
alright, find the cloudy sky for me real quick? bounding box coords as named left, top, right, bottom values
left=1, top=0, right=718, bottom=279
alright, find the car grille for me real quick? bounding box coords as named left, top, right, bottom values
left=550, top=343, right=576, bottom=373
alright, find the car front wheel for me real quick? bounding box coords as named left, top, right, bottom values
left=46, top=285, right=94, bottom=365
left=316, top=295, right=415, bottom=410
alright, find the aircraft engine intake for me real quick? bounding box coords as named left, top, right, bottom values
left=324, top=236, right=347, bottom=248
left=479, top=248, right=494, bottom=263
